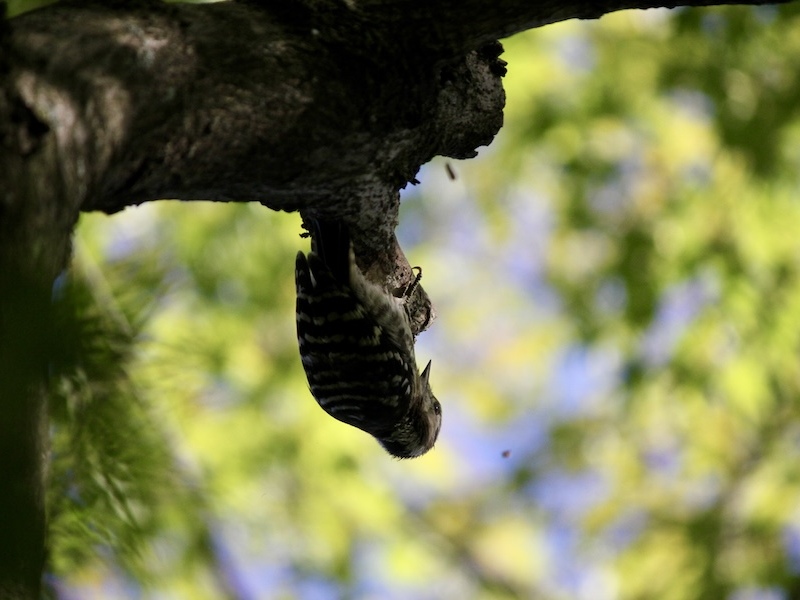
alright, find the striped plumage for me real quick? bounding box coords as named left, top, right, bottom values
left=295, top=219, right=441, bottom=458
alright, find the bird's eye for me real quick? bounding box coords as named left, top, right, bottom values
left=433, top=400, right=441, bottom=415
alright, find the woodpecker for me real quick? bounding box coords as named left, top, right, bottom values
left=295, top=219, right=441, bottom=458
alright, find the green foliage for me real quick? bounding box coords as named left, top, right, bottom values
left=46, top=5, right=800, bottom=600
left=47, top=245, right=187, bottom=583
left=5, top=0, right=57, bottom=18
left=441, top=6, right=800, bottom=598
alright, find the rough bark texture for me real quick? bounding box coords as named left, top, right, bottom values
left=0, top=0, right=793, bottom=597
left=3, top=0, right=787, bottom=276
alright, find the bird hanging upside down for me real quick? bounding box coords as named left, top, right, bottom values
left=294, top=219, right=441, bottom=458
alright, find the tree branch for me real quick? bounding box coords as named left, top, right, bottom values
left=352, top=0, right=794, bottom=54
left=5, top=0, right=789, bottom=256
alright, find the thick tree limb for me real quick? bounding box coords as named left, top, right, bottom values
left=4, top=0, right=791, bottom=269
left=4, top=0, right=507, bottom=281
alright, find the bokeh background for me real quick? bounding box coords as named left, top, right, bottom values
left=21, top=2, right=800, bottom=598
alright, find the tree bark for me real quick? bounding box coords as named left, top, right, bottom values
left=0, top=0, right=793, bottom=597
left=3, top=0, right=789, bottom=264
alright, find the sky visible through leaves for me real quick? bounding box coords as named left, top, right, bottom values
left=37, top=4, right=800, bottom=600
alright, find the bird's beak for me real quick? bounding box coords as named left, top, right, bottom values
left=421, top=360, right=432, bottom=384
